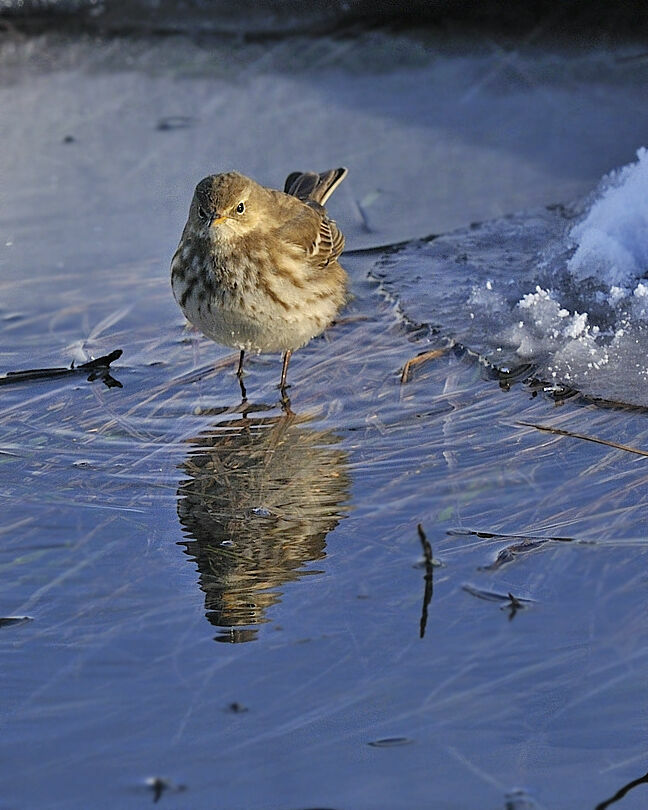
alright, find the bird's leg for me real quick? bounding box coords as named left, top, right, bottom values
left=236, top=349, right=247, bottom=400
left=279, top=351, right=293, bottom=412
left=236, top=349, right=245, bottom=377
left=279, top=350, right=292, bottom=394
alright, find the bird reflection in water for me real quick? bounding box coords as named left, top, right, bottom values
left=177, top=402, right=350, bottom=642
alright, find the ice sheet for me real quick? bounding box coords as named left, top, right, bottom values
left=378, top=149, right=648, bottom=405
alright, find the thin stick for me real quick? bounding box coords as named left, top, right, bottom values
left=517, top=421, right=648, bottom=458
left=401, top=349, right=447, bottom=384
left=595, top=769, right=648, bottom=810
left=0, top=350, right=122, bottom=387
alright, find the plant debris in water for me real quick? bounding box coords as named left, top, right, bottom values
left=0, top=349, right=123, bottom=388
left=462, top=585, right=534, bottom=620
left=0, top=616, right=32, bottom=628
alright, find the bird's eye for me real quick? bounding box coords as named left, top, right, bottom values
left=236, top=201, right=245, bottom=214
left=198, top=206, right=208, bottom=221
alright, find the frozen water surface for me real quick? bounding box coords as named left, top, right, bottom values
left=378, top=149, right=648, bottom=405
left=2, top=27, right=648, bottom=810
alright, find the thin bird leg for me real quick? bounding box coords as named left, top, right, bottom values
left=236, top=349, right=247, bottom=400
left=279, top=350, right=292, bottom=393
left=236, top=349, right=245, bottom=377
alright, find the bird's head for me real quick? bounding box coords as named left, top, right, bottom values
left=188, top=172, right=263, bottom=240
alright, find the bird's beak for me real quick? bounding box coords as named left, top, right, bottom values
left=210, top=215, right=227, bottom=227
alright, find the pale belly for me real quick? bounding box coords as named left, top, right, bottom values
left=172, top=271, right=338, bottom=354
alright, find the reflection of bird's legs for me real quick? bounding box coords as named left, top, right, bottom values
left=279, top=350, right=292, bottom=396
left=280, top=394, right=294, bottom=416
left=236, top=350, right=247, bottom=400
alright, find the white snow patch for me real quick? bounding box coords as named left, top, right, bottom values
left=567, top=147, right=648, bottom=286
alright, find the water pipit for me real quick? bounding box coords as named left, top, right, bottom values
left=171, top=168, right=348, bottom=397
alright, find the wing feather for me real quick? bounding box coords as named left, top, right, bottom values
left=284, top=168, right=347, bottom=205
left=310, top=217, right=345, bottom=267
left=275, top=197, right=345, bottom=272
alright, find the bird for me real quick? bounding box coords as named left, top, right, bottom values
left=170, top=167, right=348, bottom=398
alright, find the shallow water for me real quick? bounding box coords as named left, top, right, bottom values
left=2, top=29, right=648, bottom=810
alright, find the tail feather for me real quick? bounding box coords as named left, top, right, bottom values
left=284, top=167, right=348, bottom=205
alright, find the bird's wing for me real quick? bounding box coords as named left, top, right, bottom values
left=277, top=202, right=345, bottom=270
left=309, top=214, right=345, bottom=267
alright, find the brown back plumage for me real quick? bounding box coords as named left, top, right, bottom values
left=284, top=168, right=348, bottom=206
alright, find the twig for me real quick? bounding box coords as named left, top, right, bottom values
left=595, top=769, right=648, bottom=810
left=0, top=349, right=123, bottom=388
left=517, top=421, right=648, bottom=458
left=401, top=349, right=447, bottom=384
left=0, top=617, right=32, bottom=629
left=463, top=584, right=533, bottom=620
left=505, top=592, right=524, bottom=621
